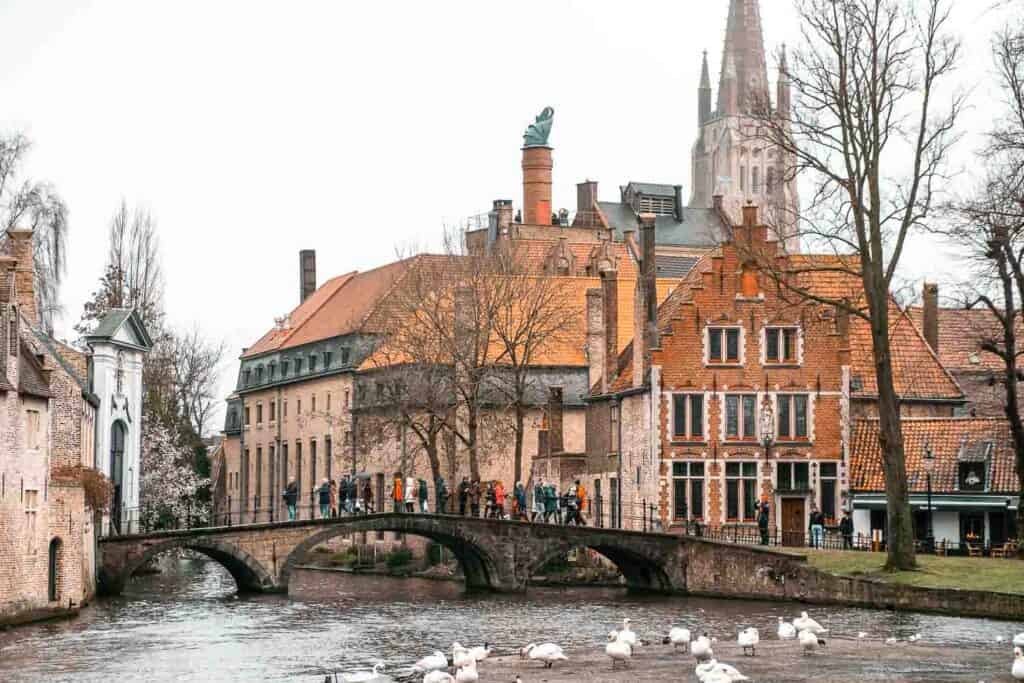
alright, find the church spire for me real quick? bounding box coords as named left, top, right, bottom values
left=698, top=50, right=712, bottom=125
left=717, top=0, right=769, bottom=115
left=777, top=43, right=791, bottom=118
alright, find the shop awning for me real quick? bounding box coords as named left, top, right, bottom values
left=853, top=493, right=1018, bottom=511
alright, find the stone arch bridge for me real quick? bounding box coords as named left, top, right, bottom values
left=97, top=513, right=712, bottom=596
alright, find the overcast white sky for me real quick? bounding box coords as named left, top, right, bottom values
left=0, top=0, right=1015, bottom=431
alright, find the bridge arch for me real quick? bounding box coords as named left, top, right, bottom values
left=107, top=537, right=276, bottom=595
left=527, top=539, right=675, bottom=593
left=279, top=516, right=503, bottom=592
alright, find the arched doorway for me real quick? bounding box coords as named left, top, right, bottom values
left=48, top=537, right=61, bottom=601
left=110, top=421, right=127, bottom=533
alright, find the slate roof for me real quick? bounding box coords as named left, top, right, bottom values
left=850, top=417, right=1017, bottom=494
left=625, top=182, right=677, bottom=197
left=18, top=342, right=51, bottom=398
left=656, top=255, right=701, bottom=278
left=89, top=309, right=132, bottom=338
left=596, top=201, right=725, bottom=247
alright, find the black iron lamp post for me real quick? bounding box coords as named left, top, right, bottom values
left=923, top=443, right=935, bottom=554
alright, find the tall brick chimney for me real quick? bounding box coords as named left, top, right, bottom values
left=633, top=213, right=658, bottom=387
left=522, top=145, right=553, bottom=225
left=922, top=282, right=939, bottom=354
left=299, top=249, right=316, bottom=303
left=7, top=229, right=37, bottom=327
left=547, top=386, right=564, bottom=455
left=601, top=269, right=618, bottom=394
left=586, top=288, right=604, bottom=391
left=577, top=180, right=598, bottom=221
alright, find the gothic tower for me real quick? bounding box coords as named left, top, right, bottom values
left=689, top=0, right=800, bottom=251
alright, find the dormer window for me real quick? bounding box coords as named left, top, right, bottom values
left=295, top=357, right=303, bottom=373
left=256, top=366, right=264, bottom=383
left=244, top=369, right=252, bottom=386
left=324, top=351, right=332, bottom=368
left=959, top=463, right=986, bottom=491
left=340, top=347, right=350, bottom=365
left=281, top=360, right=289, bottom=377
left=269, top=362, right=276, bottom=379
left=707, top=327, right=742, bottom=365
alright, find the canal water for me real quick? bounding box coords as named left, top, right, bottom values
left=0, top=558, right=1021, bottom=682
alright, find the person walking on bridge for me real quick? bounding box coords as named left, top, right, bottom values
left=405, top=474, right=417, bottom=513
left=574, top=480, right=587, bottom=526
left=318, top=479, right=331, bottom=518
left=362, top=478, right=374, bottom=513
left=436, top=477, right=449, bottom=515
left=469, top=479, right=481, bottom=517
left=457, top=477, right=469, bottom=516
left=328, top=478, right=338, bottom=518
left=338, top=475, right=349, bottom=515
left=283, top=478, right=298, bottom=521
left=392, top=473, right=403, bottom=513
left=533, top=478, right=545, bottom=522
left=418, top=477, right=429, bottom=513
left=514, top=482, right=527, bottom=521
left=494, top=480, right=506, bottom=519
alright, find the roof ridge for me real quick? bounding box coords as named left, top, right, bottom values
left=894, top=303, right=965, bottom=399
left=273, top=271, right=359, bottom=351
left=353, top=255, right=423, bottom=332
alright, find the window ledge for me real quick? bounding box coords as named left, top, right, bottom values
left=670, top=440, right=707, bottom=447
left=705, top=363, right=744, bottom=369
left=773, top=440, right=812, bottom=447
left=723, top=440, right=760, bottom=446
left=764, top=362, right=801, bottom=369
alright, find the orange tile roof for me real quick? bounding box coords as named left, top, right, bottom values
left=242, top=259, right=412, bottom=359
left=906, top=307, right=1024, bottom=372
left=850, top=417, right=1017, bottom=493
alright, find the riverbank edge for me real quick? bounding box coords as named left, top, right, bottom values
left=0, top=602, right=83, bottom=629
left=681, top=539, right=1024, bottom=622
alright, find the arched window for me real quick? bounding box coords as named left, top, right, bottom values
left=48, top=538, right=61, bottom=602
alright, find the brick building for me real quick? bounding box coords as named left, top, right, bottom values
left=0, top=227, right=144, bottom=626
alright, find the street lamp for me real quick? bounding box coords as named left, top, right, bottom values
left=923, top=443, right=935, bottom=554
left=758, top=396, right=776, bottom=545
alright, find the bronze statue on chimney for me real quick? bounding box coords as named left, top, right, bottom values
left=523, top=106, right=554, bottom=148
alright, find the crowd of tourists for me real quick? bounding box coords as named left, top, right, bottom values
left=278, top=473, right=590, bottom=525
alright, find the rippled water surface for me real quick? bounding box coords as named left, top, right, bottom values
left=0, top=559, right=1021, bottom=682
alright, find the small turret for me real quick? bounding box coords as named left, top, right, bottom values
left=777, top=44, right=791, bottom=118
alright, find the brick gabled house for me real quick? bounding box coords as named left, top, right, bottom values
left=587, top=204, right=968, bottom=544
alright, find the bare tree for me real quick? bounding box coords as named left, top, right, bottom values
left=744, top=0, right=964, bottom=569
left=487, top=242, right=578, bottom=484
left=76, top=199, right=163, bottom=338
left=0, top=132, right=69, bottom=332
left=946, top=16, right=1024, bottom=554
left=171, top=326, right=227, bottom=439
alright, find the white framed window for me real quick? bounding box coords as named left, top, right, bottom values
left=725, top=461, right=759, bottom=521
left=763, top=326, right=801, bottom=365
left=671, top=462, right=704, bottom=520
left=24, top=488, right=39, bottom=512
left=26, top=410, right=41, bottom=450
left=671, top=394, right=705, bottom=441
left=706, top=326, right=743, bottom=365
left=776, top=393, right=811, bottom=441
left=724, top=394, right=757, bottom=441
left=777, top=461, right=811, bottom=492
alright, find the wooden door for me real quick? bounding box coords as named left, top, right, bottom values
left=782, top=498, right=806, bottom=547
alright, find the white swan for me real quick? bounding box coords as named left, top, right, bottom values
left=885, top=637, right=898, bottom=645
left=454, top=660, right=479, bottom=683
left=617, top=618, right=638, bottom=647
left=465, top=643, right=491, bottom=662
left=664, top=627, right=691, bottom=648
left=777, top=617, right=796, bottom=640
left=908, top=634, right=921, bottom=643
left=605, top=637, right=632, bottom=669
left=799, top=629, right=824, bottom=655
left=340, top=662, right=393, bottom=683
left=1013, top=646, right=1024, bottom=681
left=738, top=628, right=759, bottom=656
left=857, top=632, right=868, bottom=639
left=422, top=671, right=455, bottom=683
left=525, top=642, right=567, bottom=668
left=1014, top=633, right=1024, bottom=647
left=696, top=659, right=750, bottom=682
left=414, top=651, right=448, bottom=673
left=452, top=648, right=474, bottom=670
left=691, top=633, right=714, bottom=661
left=793, top=611, right=827, bottom=635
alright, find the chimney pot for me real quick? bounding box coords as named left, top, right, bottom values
left=922, top=282, right=939, bottom=354
left=300, top=250, right=317, bottom=304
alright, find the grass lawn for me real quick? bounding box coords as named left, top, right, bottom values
left=804, top=549, right=1024, bottom=595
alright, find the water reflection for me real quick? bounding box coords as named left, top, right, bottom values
left=0, top=558, right=1020, bottom=682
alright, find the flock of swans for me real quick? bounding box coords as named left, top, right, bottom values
left=330, top=614, right=1024, bottom=682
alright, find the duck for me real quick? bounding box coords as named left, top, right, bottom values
left=605, top=636, right=632, bottom=669
left=738, top=627, right=759, bottom=656
left=691, top=633, right=714, bottom=661
left=777, top=617, right=796, bottom=640
left=663, top=627, right=691, bottom=648
left=454, top=660, right=479, bottom=683
left=793, top=611, right=827, bottom=635
left=414, top=651, right=449, bottom=673
left=695, top=659, right=750, bottom=682
left=524, top=642, right=567, bottom=668
left=422, top=672, right=455, bottom=683
left=339, top=663, right=394, bottom=683
left=799, top=628, right=824, bottom=655
left=1014, top=646, right=1024, bottom=681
